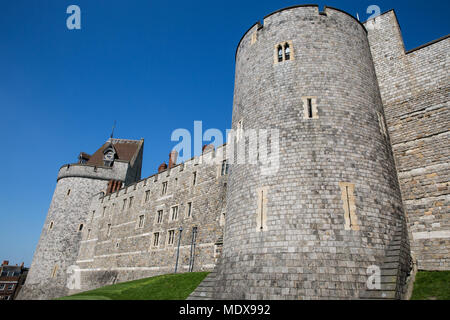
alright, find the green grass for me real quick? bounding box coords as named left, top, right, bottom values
left=56, top=272, right=209, bottom=300
left=411, top=271, right=450, bottom=300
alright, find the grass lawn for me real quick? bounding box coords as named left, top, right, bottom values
left=411, top=271, right=450, bottom=300
left=56, top=272, right=209, bottom=300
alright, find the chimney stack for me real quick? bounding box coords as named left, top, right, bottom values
left=158, top=163, right=167, bottom=173
left=2, top=260, right=8, bottom=266
left=202, top=144, right=215, bottom=154
left=168, top=150, right=178, bottom=168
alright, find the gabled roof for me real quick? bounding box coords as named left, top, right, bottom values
left=84, top=138, right=144, bottom=167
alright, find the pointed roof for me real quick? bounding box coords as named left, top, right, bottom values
left=84, top=138, right=144, bottom=167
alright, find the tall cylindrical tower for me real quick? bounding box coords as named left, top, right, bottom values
left=214, top=5, right=408, bottom=299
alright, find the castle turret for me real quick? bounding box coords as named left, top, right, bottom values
left=209, top=5, right=411, bottom=299
left=17, top=138, right=144, bottom=300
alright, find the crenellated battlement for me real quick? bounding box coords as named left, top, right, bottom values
left=235, top=4, right=367, bottom=59
left=57, top=162, right=130, bottom=182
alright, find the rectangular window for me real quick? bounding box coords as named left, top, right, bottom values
left=153, top=232, right=160, bottom=247
left=162, top=182, right=168, bottom=195
left=122, top=199, right=127, bottom=210
left=167, top=230, right=175, bottom=245
left=192, top=172, right=197, bottom=186
left=7, top=284, right=14, bottom=291
left=145, top=190, right=150, bottom=202
left=138, top=215, right=145, bottom=228
left=91, top=210, right=95, bottom=222
left=129, top=196, right=134, bottom=208
left=102, top=206, right=106, bottom=217
left=171, top=206, right=179, bottom=221
left=107, top=224, right=112, bottom=236
left=302, top=97, right=318, bottom=119
left=221, top=160, right=229, bottom=176
left=186, top=202, right=192, bottom=218
left=307, top=99, right=313, bottom=118
left=157, top=210, right=163, bottom=224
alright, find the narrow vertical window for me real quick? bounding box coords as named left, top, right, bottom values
left=102, top=206, right=106, bottom=217
left=167, top=230, right=175, bottom=245
left=221, top=160, right=229, bottom=176
left=256, top=187, right=269, bottom=231
left=307, top=98, right=313, bottom=118
left=122, top=199, right=127, bottom=210
left=138, top=215, right=145, bottom=228
left=48, top=221, right=54, bottom=230
left=91, top=210, right=95, bottom=222
left=302, top=97, right=318, bottom=119
left=153, top=232, right=160, bottom=247
left=284, top=43, right=290, bottom=60
left=129, top=196, right=133, bottom=208
left=51, top=265, right=58, bottom=278
left=78, top=224, right=83, bottom=232
left=192, top=172, right=197, bottom=186
left=377, top=111, right=387, bottom=137
left=186, top=202, right=192, bottom=218
left=157, top=210, right=163, bottom=224
left=171, top=206, right=179, bottom=221
left=277, top=45, right=283, bottom=62
left=67, top=189, right=71, bottom=196
left=339, top=182, right=359, bottom=231
left=87, top=229, right=91, bottom=240
left=107, top=224, right=112, bottom=237
left=145, top=190, right=150, bottom=202
left=162, top=182, right=168, bottom=195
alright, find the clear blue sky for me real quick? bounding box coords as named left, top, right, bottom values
left=0, top=0, right=448, bottom=266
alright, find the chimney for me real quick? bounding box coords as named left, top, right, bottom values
left=158, top=163, right=167, bottom=173
left=168, top=150, right=178, bottom=168
left=2, top=260, right=8, bottom=266
left=202, top=144, right=214, bottom=154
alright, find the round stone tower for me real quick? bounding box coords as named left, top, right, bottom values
left=214, top=5, right=409, bottom=299
left=18, top=138, right=144, bottom=300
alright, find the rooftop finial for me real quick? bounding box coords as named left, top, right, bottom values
left=110, top=120, right=116, bottom=139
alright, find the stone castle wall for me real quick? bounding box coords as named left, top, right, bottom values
left=20, top=5, right=448, bottom=301
left=212, top=5, right=408, bottom=299
left=364, top=11, right=449, bottom=270
left=70, top=146, right=227, bottom=295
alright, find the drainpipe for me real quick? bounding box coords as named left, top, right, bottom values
left=174, top=226, right=183, bottom=273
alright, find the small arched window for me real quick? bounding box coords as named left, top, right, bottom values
left=277, top=45, right=283, bottom=62
left=284, top=43, right=290, bottom=60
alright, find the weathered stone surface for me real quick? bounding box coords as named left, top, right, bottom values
left=364, top=10, right=449, bottom=271
left=20, top=5, right=448, bottom=301
left=210, top=5, right=409, bottom=300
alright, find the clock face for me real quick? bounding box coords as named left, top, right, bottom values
left=104, top=150, right=114, bottom=161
